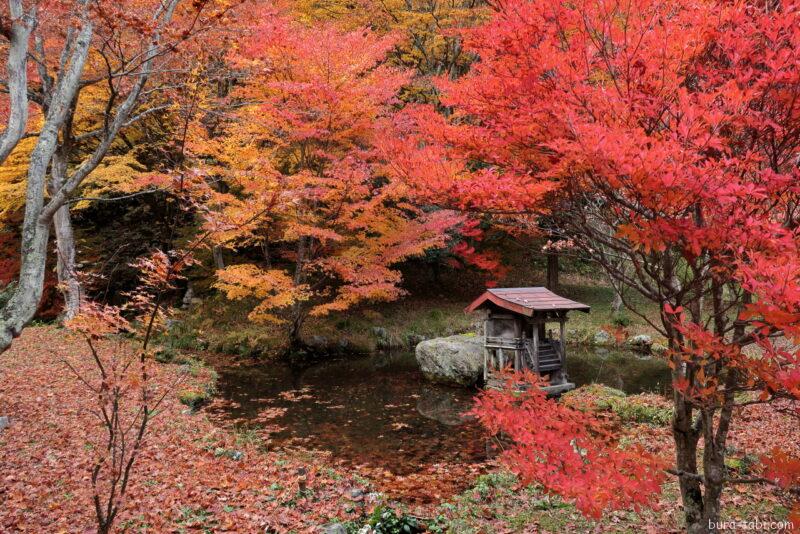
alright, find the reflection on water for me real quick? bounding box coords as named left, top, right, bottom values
left=569, top=346, right=673, bottom=395
left=207, top=352, right=487, bottom=478
left=206, top=346, right=671, bottom=486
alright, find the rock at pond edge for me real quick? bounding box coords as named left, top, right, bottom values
left=415, top=334, right=483, bottom=387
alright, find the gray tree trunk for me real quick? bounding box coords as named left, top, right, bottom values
left=53, top=205, right=82, bottom=318
left=0, top=18, right=93, bottom=351
left=0, top=0, right=32, bottom=163
left=50, top=149, right=82, bottom=319
left=212, top=246, right=225, bottom=269
left=0, top=0, right=181, bottom=352
left=611, top=288, right=623, bottom=314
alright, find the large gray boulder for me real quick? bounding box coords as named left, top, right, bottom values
left=415, top=334, right=483, bottom=386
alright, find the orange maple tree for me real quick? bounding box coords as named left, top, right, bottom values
left=189, top=11, right=468, bottom=343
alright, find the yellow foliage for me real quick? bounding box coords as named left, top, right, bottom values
left=214, top=264, right=311, bottom=324
left=287, top=0, right=489, bottom=79
left=73, top=153, right=151, bottom=209
left=0, top=137, right=36, bottom=223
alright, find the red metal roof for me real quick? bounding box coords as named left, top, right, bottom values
left=465, top=287, right=590, bottom=316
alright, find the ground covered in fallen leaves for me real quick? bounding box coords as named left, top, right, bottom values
left=0, top=328, right=374, bottom=532
left=0, top=327, right=797, bottom=533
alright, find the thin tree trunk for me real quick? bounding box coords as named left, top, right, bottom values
left=50, top=148, right=83, bottom=319
left=261, top=241, right=271, bottom=268
left=53, top=206, right=82, bottom=318
left=0, top=0, right=32, bottom=163
left=673, top=396, right=705, bottom=532
left=288, top=236, right=308, bottom=347
left=212, top=246, right=225, bottom=270
left=611, top=289, right=623, bottom=314
left=546, top=252, right=559, bottom=290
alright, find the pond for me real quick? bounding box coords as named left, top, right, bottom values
left=205, top=346, right=671, bottom=501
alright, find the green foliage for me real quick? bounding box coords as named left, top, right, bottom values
left=564, top=383, right=626, bottom=402
left=176, top=505, right=216, bottom=533
left=565, top=385, right=671, bottom=426
left=177, top=389, right=210, bottom=411
left=725, top=454, right=758, bottom=477
left=368, top=506, right=423, bottom=534
left=157, top=320, right=207, bottom=352
left=611, top=400, right=672, bottom=426
left=176, top=360, right=217, bottom=412
left=471, top=472, right=519, bottom=500
left=233, top=427, right=267, bottom=450
left=651, top=343, right=669, bottom=356
left=153, top=346, right=188, bottom=364
left=428, top=471, right=582, bottom=533
left=612, top=313, right=632, bottom=327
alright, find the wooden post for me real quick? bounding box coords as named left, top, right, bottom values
left=559, top=319, right=566, bottom=372
left=483, top=319, right=489, bottom=381
left=514, top=318, right=523, bottom=371
left=532, top=322, right=540, bottom=374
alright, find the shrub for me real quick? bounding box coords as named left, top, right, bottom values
left=612, top=399, right=672, bottom=426
left=612, top=313, right=632, bottom=327
left=178, top=389, right=210, bottom=411
left=368, top=506, right=423, bottom=534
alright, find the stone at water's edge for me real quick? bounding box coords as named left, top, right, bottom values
left=415, top=334, right=483, bottom=387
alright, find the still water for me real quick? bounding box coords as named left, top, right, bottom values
left=205, top=347, right=670, bottom=499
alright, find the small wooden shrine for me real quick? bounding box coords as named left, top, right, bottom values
left=466, top=287, right=590, bottom=395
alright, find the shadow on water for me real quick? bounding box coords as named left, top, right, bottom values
left=206, top=346, right=671, bottom=495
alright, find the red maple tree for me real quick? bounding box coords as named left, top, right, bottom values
left=388, top=0, right=800, bottom=529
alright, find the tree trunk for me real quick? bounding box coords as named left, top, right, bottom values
left=611, top=287, right=623, bottom=314
left=673, top=395, right=705, bottom=532
left=53, top=205, right=82, bottom=319
left=212, top=246, right=225, bottom=270
left=288, top=236, right=308, bottom=347
left=0, top=221, right=52, bottom=350
left=0, top=0, right=32, bottom=163
left=0, top=19, right=93, bottom=352
left=50, top=149, right=83, bottom=319
left=261, top=241, right=271, bottom=268
left=546, top=252, right=559, bottom=290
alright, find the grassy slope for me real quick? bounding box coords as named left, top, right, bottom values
left=172, top=269, right=663, bottom=357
